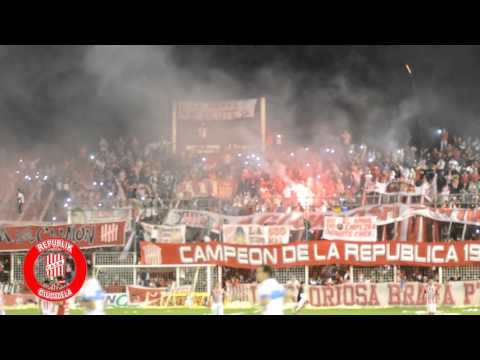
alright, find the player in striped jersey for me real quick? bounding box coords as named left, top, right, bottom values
left=423, top=279, right=439, bottom=315
left=39, top=280, right=59, bottom=315
left=210, top=284, right=225, bottom=315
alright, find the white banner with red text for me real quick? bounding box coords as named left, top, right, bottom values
left=140, top=240, right=480, bottom=269
left=323, top=217, right=377, bottom=242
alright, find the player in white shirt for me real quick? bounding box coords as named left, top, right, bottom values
left=77, top=271, right=106, bottom=315
left=210, top=284, right=225, bottom=316
left=0, top=288, right=5, bottom=315
left=256, top=266, right=286, bottom=315
left=423, top=279, right=439, bottom=315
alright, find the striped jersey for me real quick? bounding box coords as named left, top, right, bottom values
left=212, top=288, right=224, bottom=304
left=424, top=285, right=437, bottom=305
left=40, top=300, right=58, bottom=315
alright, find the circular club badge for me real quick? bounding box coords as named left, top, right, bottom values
left=23, top=238, right=87, bottom=302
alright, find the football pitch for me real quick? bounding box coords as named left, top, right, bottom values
left=5, top=306, right=480, bottom=315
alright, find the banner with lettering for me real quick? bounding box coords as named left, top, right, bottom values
left=223, top=225, right=290, bottom=245
left=141, top=223, right=186, bottom=244
left=68, top=207, right=132, bottom=232
left=140, top=240, right=480, bottom=269
left=225, top=282, right=480, bottom=308
left=164, top=204, right=480, bottom=233
left=0, top=221, right=126, bottom=252
left=177, top=99, right=258, bottom=121
left=323, top=217, right=377, bottom=242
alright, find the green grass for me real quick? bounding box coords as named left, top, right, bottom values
left=6, top=306, right=480, bottom=315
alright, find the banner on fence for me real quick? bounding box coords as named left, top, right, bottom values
left=140, top=240, right=480, bottom=268
left=323, top=217, right=377, bottom=242
left=164, top=204, right=480, bottom=233
left=223, top=225, right=290, bottom=245
left=224, top=282, right=480, bottom=308
left=105, top=293, right=128, bottom=308
left=68, top=207, right=132, bottom=232
left=177, top=99, right=258, bottom=121
left=308, top=282, right=480, bottom=308
left=127, top=286, right=168, bottom=306
left=0, top=221, right=126, bottom=252
left=141, top=223, right=186, bottom=244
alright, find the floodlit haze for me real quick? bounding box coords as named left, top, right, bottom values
left=1, top=45, right=480, bottom=154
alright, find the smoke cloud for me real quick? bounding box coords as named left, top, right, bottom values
left=1, top=45, right=480, bottom=160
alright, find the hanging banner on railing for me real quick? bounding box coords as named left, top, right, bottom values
left=141, top=223, right=186, bottom=244
left=68, top=207, right=133, bottom=232
left=164, top=205, right=480, bottom=233
left=0, top=221, right=126, bottom=252
left=225, top=282, right=480, bottom=308
left=177, top=99, right=258, bottom=121
left=140, top=240, right=480, bottom=268
left=223, top=225, right=290, bottom=245
left=323, top=217, right=377, bottom=242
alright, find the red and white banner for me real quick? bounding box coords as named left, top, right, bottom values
left=224, top=282, right=480, bottom=308
left=141, top=223, right=186, bottom=244
left=164, top=204, right=480, bottom=233
left=0, top=221, right=126, bottom=252
left=177, top=99, right=258, bottom=121
left=140, top=240, right=480, bottom=268
left=126, top=286, right=168, bottom=305
left=223, top=225, right=290, bottom=245
left=323, top=217, right=377, bottom=242
left=308, top=282, right=480, bottom=308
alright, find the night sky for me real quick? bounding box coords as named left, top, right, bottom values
left=2, top=45, right=480, bottom=152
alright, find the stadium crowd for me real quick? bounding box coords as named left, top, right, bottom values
left=5, top=128, right=480, bottom=224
